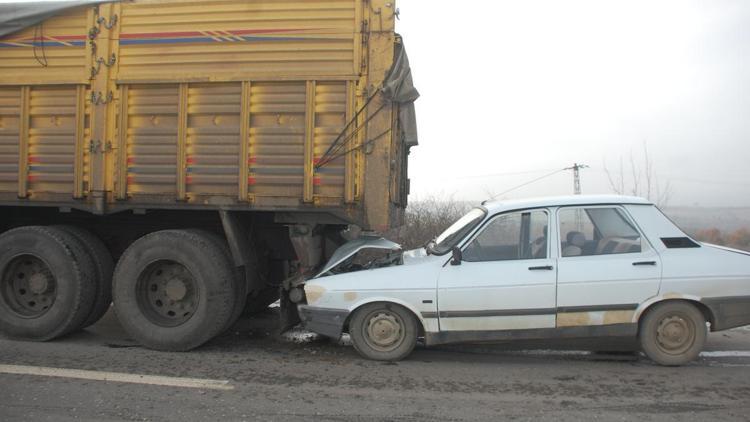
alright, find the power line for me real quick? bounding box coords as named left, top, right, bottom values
left=487, top=168, right=567, bottom=200
left=456, top=168, right=560, bottom=180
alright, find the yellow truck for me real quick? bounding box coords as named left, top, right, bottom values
left=0, top=0, right=417, bottom=350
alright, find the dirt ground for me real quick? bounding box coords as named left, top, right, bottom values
left=1, top=308, right=749, bottom=421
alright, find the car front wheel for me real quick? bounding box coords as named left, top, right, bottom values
left=639, top=301, right=707, bottom=366
left=349, top=302, right=418, bottom=361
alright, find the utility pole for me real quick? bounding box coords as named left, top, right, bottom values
left=564, top=163, right=589, bottom=230
left=564, top=163, right=589, bottom=195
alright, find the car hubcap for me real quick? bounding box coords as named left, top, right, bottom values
left=364, top=310, right=404, bottom=352
left=656, top=314, right=695, bottom=355
left=137, top=260, right=198, bottom=327
left=1, top=255, right=56, bottom=317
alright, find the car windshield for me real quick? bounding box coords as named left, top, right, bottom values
left=430, top=208, right=487, bottom=254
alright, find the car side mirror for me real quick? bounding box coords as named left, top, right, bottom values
left=450, top=246, right=462, bottom=265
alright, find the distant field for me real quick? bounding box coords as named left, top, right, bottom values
left=663, top=207, right=750, bottom=233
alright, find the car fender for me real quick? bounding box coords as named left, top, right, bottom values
left=345, top=295, right=431, bottom=332
left=632, top=292, right=705, bottom=322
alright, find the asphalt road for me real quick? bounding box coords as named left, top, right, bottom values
left=1, top=308, right=749, bottom=422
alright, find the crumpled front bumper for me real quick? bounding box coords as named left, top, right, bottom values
left=298, top=305, right=350, bottom=340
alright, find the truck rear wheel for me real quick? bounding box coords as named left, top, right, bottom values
left=185, top=229, right=246, bottom=333
left=112, top=230, right=235, bottom=351
left=53, top=225, right=114, bottom=328
left=0, top=226, right=96, bottom=340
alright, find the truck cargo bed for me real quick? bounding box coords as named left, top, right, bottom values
left=0, top=0, right=416, bottom=231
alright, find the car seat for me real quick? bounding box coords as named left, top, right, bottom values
left=562, top=231, right=586, bottom=257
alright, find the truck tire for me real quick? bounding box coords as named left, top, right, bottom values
left=349, top=302, right=418, bottom=361
left=185, top=229, right=246, bottom=332
left=112, top=230, right=235, bottom=351
left=639, top=301, right=707, bottom=366
left=0, top=226, right=96, bottom=340
left=53, top=225, right=114, bottom=329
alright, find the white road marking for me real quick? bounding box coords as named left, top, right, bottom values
left=707, top=363, right=750, bottom=367
left=0, top=364, right=234, bottom=390
left=700, top=351, right=750, bottom=358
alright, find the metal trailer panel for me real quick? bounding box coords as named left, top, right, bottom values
left=0, top=8, right=89, bottom=84
left=116, top=0, right=358, bottom=82
left=0, top=0, right=407, bottom=231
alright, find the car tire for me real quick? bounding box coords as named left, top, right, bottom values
left=639, top=301, right=707, bottom=366
left=0, top=226, right=96, bottom=340
left=349, top=302, right=418, bottom=361
left=53, top=225, right=114, bottom=329
left=112, top=230, right=235, bottom=351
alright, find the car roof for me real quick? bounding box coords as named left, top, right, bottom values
left=481, top=194, right=652, bottom=214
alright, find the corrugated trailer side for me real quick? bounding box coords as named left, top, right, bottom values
left=0, top=0, right=417, bottom=351
left=0, top=0, right=410, bottom=232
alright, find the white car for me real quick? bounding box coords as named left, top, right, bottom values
left=292, top=195, right=750, bottom=365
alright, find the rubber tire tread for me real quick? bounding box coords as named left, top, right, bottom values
left=112, top=229, right=235, bottom=351
left=639, top=301, right=707, bottom=366
left=185, top=229, right=246, bottom=333
left=53, top=225, right=114, bottom=329
left=0, top=226, right=97, bottom=340
left=349, top=302, right=418, bottom=361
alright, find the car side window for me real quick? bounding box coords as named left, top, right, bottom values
left=463, top=210, right=548, bottom=262
left=559, top=207, right=642, bottom=257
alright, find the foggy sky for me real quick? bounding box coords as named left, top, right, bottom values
left=397, top=0, right=750, bottom=207
left=2, top=0, right=747, bottom=206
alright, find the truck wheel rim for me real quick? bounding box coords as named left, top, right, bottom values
left=136, top=260, right=198, bottom=327
left=656, top=313, right=695, bottom=355
left=364, top=310, right=404, bottom=352
left=1, top=255, right=56, bottom=318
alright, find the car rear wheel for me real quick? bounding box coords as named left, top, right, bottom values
left=639, top=301, right=707, bottom=366
left=112, top=230, right=235, bottom=351
left=349, top=302, right=418, bottom=361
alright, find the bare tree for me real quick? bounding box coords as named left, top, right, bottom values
left=604, top=142, right=673, bottom=207
left=388, top=195, right=471, bottom=249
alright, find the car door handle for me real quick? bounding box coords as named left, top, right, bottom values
left=632, top=261, right=657, bottom=266
left=528, top=265, right=554, bottom=271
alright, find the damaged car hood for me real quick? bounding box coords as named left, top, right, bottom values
left=314, top=235, right=401, bottom=278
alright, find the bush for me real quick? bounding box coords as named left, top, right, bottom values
left=692, top=227, right=750, bottom=251
left=388, top=196, right=472, bottom=250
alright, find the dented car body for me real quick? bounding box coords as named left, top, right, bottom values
left=293, top=195, right=750, bottom=364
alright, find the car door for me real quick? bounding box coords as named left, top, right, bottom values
left=555, top=205, right=661, bottom=328
left=437, top=209, right=557, bottom=332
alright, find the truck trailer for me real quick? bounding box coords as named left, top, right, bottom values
left=0, top=0, right=417, bottom=350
